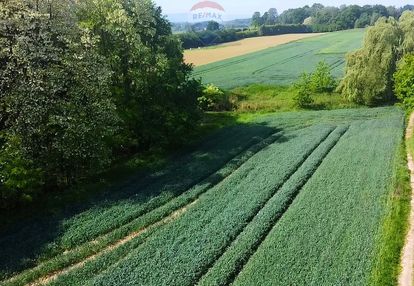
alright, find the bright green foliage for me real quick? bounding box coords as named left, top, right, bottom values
left=198, top=84, right=234, bottom=111
left=231, top=84, right=355, bottom=113
left=310, top=61, right=337, bottom=92
left=339, top=17, right=403, bottom=105
left=394, top=54, right=414, bottom=109
left=294, top=88, right=314, bottom=108
left=294, top=61, right=337, bottom=94
left=292, top=63, right=336, bottom=108
left=399, top=11, right=414, bottom=53
left=193, top=29, right=365, bottom=89
left=294, top=73, right=314, bottom=108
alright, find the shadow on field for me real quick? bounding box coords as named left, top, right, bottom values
left=0, top=120, right=292, bottom=280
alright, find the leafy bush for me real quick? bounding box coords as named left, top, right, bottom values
left=0, top=135, right=43, bottom=207
left=394, top=54, right=414, bottom=109
left=294, top=73, right=314, bottom=108
left=310, top=61, right=337, bottom=92
left=198, top=84, right=235, bottom=111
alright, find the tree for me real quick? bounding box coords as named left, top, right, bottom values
left=354, top=13, right=371, bottom=28
left=0, top=0, right=119, bottom=200
left=252, top=12, right=263, bottom=27
left=77, top=0, right=201, bottom=150
left=399, top=11, right=414, bottom=54
left=394, top=54, right=414, bottom=109
left=206, top=21, right=220, bottom=31
left=266, top=8, right=278, bottom=25
left=338, top=17, right=403, bottom=105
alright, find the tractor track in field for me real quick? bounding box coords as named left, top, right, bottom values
left=226, top=126, right=349, bottom=285
left=193, top=126, right=348, bottom=286
left=196, top=125, right=349, bottom=286
left=192, top=42, right=310, bottom=77
left=251, top=49, right=318, bottom=75
left=399, top=113, right=414, bottom=286
left=28, top=200, right=199, bottom=286
left=4, top=130, right=285, bottom=286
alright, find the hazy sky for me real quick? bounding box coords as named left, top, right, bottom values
left=154, top=0, right=409, bottom=17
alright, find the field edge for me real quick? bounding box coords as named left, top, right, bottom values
left=369, top=117, right=411, bottom=286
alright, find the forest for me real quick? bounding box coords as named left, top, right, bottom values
left=0, top=0, right=202, bottom=207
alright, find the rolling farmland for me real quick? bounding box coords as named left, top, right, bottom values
left=193, top=29, right=365, bottom=89
left=0, top=107, right=405, bottom=286
left=184, top=33, right=324, bottom=67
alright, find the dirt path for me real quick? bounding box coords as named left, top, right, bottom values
left=399, top=113, right=414, bottom=286
left=184, top=33, right=324, bottom=67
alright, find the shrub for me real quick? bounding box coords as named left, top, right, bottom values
left=310, top=61, right=337, bottom=92
left=198, top=84, right=235, bottom=111
left=294, top=73, right=314, bottom=108
left=0, top=135, right=43, bottom=207
left=394, top=54, right=414, bottom=109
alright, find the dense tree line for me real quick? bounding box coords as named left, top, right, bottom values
left=339, top=12, right=414, bottom=106
left=178, top=25, right=311, bottom=49
left=251, top=8, right=278, bottom=27
left=254, top=4, right=414, bottom=32
left=0, top=0, right=201, bottom=206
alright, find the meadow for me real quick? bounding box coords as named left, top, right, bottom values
left=0, top=107, right=406, bottom=286
left=193, top=29, right=365, bottom=89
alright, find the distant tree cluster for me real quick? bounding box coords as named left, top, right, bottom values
left=0, top=0, right=202, bottom=206
left=251, top=8, right=279, bottom=27
left=252, top=4, right=414, bottom=32
left=339, top=12, right=414, bottom=106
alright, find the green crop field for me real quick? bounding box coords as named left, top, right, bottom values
left=193, top=29, right=365, bottom=89
left=0, top=107, right=406, bottom=286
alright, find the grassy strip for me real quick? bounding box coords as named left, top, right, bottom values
left=85, top=126, right=335, bottom=286
left=197, top=125, right=349, bottom=286
left=368, top=121, right=411, bottom=285
left=233, top=112, right=405, bottom=285
left=2, top=131, right=282, bottom=286
left=230, top=84, right=359, bottom=113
